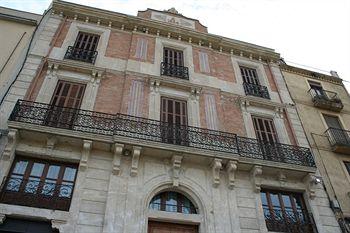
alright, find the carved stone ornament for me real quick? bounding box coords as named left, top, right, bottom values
left=250, top=165, right=263, bottom=193
left=130, top=146, right=142, bottom=177
left=112, top=143, right=124, bottom=175
left=171, top=154, right=183, bottom=187
left=211, top=158, right=222, bottom=188
left=166, top=7, right=180, bottom=15
left=226, top=160, right=238, bottom=189
left=79, top=140, right=92, bottom=171
left=2, top=129, right=18, bottom=161
left=51, top=219, right=67, bottom=231
left=303, top=173, right=318, bottom=199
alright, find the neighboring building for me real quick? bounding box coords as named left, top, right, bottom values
left=0, top=0, right=342, bottom=232
left=0, top=7, right=41, bottom=154
left=282, top=63, right=350, bottom=232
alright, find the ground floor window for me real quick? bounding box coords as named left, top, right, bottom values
left=0, top=217, right=58, bottom=233
left=261, top=189, right=315, bottom=232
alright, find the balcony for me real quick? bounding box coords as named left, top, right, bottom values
left=326, top=128, right=350, bottom=154
left=0, top=177, right=73, bottom=211
left=64, top=46, right=98, bottom=64
left=9, top=100, right=316, bottom=168
left=263, top=208, right=316, bottom=233
left=160, top=62, right=189, bottom=80
left=308, top=88, right=343, bottom=111
left=243, top=82, right=270, bottom=99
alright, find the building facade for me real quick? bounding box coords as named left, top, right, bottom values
left=0, top=6, right=41, bottom=154
left=0, top=1, right=343, bottom=232
left=282, top=64, right=350, bottom=231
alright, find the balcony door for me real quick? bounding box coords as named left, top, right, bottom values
left=163, top=47, right=184, bottom=66
left=74, top=32, right=100, bottom=52
left=240, top=66, right=259, bottom=85
left=324, top=115, right=349, bottom=145
left=160, top=97, right=188, bottom=145
left=46, top=80, right=86, bottom=129
left=252, top=116, right=279, bottom=159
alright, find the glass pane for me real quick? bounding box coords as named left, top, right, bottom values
left=63, top=167, right=77, bottom=181
left=47, top=165, right=60, bottom=179
left=30, top=163, right=45, bottom=177
left=149, top=194, right=161, bottom=211
left=166, top=192, right=177, bottom=212
left=59, top=182, right=73, bottom=198
left=261, top=192, right=268, bottom=206
left=182, top=198, right=191, bottom=214
left=270, top=193, right=281, bottom=208
left=13, top=161, right=28, bottom=174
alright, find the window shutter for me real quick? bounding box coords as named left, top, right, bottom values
left=127, top=80, right=144, bottom=117
left=135, top=38, right=148, bottom=60
left=199, top=52, right=210, bottom=73
left=204, top=94, right=218, bottom=130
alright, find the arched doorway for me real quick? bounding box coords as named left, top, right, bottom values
left=147, top=191, right=199, bottom=233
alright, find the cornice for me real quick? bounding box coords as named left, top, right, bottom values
left=51, top=0, right=280, bottom=64
left=0, top=12, right=38, bottom=26
left=281, top=64, right=343, bottom=85
left=47, top=58, right=106, bottom=77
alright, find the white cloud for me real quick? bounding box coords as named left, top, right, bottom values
left=1, top=0, right=350, bottom=90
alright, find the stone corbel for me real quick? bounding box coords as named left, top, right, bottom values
left=211, top=158, right=222, bottom=188
left=2, top=129, right=18, bottom=161
left=250, top=165, right=263, bottom=193
left=51, top=219, right=66, bottom=231
left=240, top=99, right=250, bottom=112
left=190, top=88, right=201, bottom=101
left=303, top=173, right=319, bottom=200
left=150, top=80, right=160, bottom=93
left=0, top=213, right=5, bottom=224
left=112, top=143, right=124, bottom=175
left=274, top=107, right=284, bottom=118
left=171, top=154, right=183, bottom=187
left=130, top=146, right=142, bottom=177
left=226, top=160, right=238, bottom=189
left=80, top=140, right=92, bottom=171
left=278, top=172, right=287, bottom=187
left=46, top=135, right=57, bottom=156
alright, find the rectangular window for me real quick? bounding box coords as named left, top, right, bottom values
left=160, top=97, right=188, bottom=145
left=135, top=38, right=148, bottom=60
left=74, top=32, right=100, bottom=51
left=261, top=190, right=314, bottom=232
left=240, top=66, right=259, bottom=84
left=163, top=48, right=184, bottom=66
left=308, top=80, right=325, bottom=97
left=199, top=52, right=210, bottom=73
left=323, top=114, right=342, bottom=129
left=0, top=157, right=78, bottom=211
left=252, top=116, right=278, bottom=143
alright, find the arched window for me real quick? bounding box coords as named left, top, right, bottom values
left=149, top=191, right=197, bottom=214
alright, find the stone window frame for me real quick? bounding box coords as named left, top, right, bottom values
left=52, top=21, right=111, bottom=66
left=319, top=111, right=348, bottom=132
left=232, top=57, right=273, bottom=97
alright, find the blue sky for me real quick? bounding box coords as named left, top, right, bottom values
left=1, top=0, right=350, bottom=90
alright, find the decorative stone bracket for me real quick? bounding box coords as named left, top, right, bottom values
left=190, top=88, right=201, bottom=101
left=303, top=173, right=319, bottom=200
left=2, top=129, right=18, bottom=161
left=112, top=143, right=124, bottom=175
left=150, top=80, right=160, bottom=93
left=250, top=165, right=263, bottom=193
left=171, top=154, right=183, bottom=187
left=211, top=158, right=222, bottom=188
left=79, top=140, right=92, bottom=171
left=130, top=146, right=142, bottom=177
left=51, top=219, right=67, bottom=231
left=46, top=135, right=58, bottom=156
left=226, top=160, right=238, bottom=189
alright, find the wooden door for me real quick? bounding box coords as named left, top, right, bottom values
left=46, top=80, right=86, bottom=129
left=148, top=221, right=198, bottom=233
left=160, top=97, right=188, bottom=145
left=163, top=48, right=184, bottom=66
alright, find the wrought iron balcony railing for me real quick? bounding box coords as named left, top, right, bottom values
left=325, top=127, right=350, bottom=154
left=243, top=82, right=270, bottom=99
left=263, top=208, right=317, bottom=233
left=308, top=88, right=343, bottom=111
left=160, top=62, right=189, bottom=80
left=0, top=177, right=73, bottom=211
left=64, top=46, right=98, bottom=64
left=9, top=100, right=316, bottom=167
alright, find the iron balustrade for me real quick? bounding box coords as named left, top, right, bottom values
left=64, top=46, right=98, bottom=64
left=9, top=100, right=316, bottom=167
left=0, top=177, right=73, bottom=211
left=308, top=88, right=343, bottom=111
left=160, top=62, right=189, bottom=80
left=149, top=202, right=197, bottom=214
left=263, top=208, right=317, bottom=233
left=243, top=82, right=270, bottom=99
left=326, top=127, right=350, bottom=148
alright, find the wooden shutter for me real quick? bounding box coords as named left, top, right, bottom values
left=135, top=38, right=148, bottom=60
left=161, top=97, right=187, bottom=125
left=252, top=116, right=278, bottom=143
left=50, top=80, right=86, bottom=109
left=240, top=66, right=259, bottom=85
left=199, top=52, right=210, bottom=73
left=163, top=48, right=184, bottom=66
left=74, top=32, right=100, bottom=51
